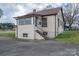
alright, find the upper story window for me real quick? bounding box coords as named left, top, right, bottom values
left=19, top=19, right=25, bottom=25
left=42, top=18, right=47, bottom=27
left=18, top=18, right=31, bottom=25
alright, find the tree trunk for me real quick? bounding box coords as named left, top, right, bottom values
left=69, top=24, right=72, bottom=30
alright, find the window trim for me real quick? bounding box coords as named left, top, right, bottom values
left=23, top=33, right=28, bottom=37
left=42, top=18, right=47, bottom=27
left=18, top=18, right=32, bottom=25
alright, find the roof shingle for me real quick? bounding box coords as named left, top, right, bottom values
left=14, top=7, right=62, bottom=19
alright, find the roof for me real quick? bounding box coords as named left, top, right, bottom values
left=14, top=7, right=62, bottom=19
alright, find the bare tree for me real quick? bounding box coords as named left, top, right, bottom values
left=62, top=3, right=79, bottom=30
left=45, top=5, right=53, bottom=9
left=0, top=9, right=3, bottom=18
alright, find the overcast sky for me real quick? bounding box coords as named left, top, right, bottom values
left=0, top=3, right=62, bottom=25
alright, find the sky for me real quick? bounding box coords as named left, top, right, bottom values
left=0, top=3, right=62, bottom=25
left=0, top=0, right=78, bottom=3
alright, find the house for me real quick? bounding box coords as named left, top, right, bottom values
left=14, top=7, right=64, bottom=40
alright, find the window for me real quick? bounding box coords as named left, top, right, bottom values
left=42, top=18, right=47, bottom=27
left=25, top=19, right=31, bottom=24
left=39, top=22, right=42, bottom=25
left=18, top=18, right=31, bottom=25
left=19, top=20, right=25, bottom=25
left=23, top=33, right=28, bottom=37
left=43, top=32, right=47, bottom=36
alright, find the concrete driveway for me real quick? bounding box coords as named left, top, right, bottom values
left=0, top=37, right=79, bottom=56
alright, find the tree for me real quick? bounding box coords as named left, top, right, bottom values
left=0, top=23, right=15, bottom=30
left=62, top=3, right=79, bottom=30
left=0, top=9, right=3, bottom=18
left=45, top=5, right=53, bottom=9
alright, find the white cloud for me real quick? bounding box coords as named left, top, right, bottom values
left=13, top=4, right=46, bottom=17
left=13, top=4, right=31, bottom=17
left=13, top=3, right=62, bottom=17
left=0, top=3, right=62, bottom=25
left=17, top=5, right=26, bottom=12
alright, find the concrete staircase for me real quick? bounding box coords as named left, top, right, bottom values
left=36, top=30, right=48, bottom=40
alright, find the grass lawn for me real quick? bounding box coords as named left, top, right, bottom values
left=55, top=30, right=79, bottom=44
left=0, top=31, right=15, bottom=38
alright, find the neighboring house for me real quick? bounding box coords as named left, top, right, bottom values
left=14, top=7, right=64, bottom=40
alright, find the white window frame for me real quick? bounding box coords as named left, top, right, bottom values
left=18, top=18, right=32, bottom=25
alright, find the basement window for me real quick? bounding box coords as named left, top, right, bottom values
left=43, top=32, right=47, bottom=36
left=23, top=33, right=28, bottom=37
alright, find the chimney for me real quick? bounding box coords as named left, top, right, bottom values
left=33, top=9, right=36, bottom=13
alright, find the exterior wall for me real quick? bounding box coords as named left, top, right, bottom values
left=41, top=10, right=64, bottom=38
left=17, top=25, right=35, bottom=39
left=16, top=17, right=35, bottom=40
left=16, top=17, right=45, bottom=40
left=56, top=10, right=64, bottom=34
left=42, top=15, right=56, bottom=38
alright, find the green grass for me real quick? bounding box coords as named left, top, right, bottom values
left=55, top=30, right=79, bottom=44
left=0, top=31, right=15, bottom=38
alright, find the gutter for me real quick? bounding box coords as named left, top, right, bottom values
left=61, top=8, right=65, bottom=30
left=55, top=15, right=56, bottom=37
left=33, top=15, right=36, bottom=40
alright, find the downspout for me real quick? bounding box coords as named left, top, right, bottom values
left=15, top=19, right=18, bottom=38
left=55, top=15, right=56, bottom=37
left=17, top=20, right=18, bottom=38
left=33, top=15, right=36, bottom=39
left=61, top=8, right=65, bottom=31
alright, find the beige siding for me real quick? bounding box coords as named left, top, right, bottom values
left=16, top=17, right=44, bottom=40
left=56, top=10, right=64, bottom=34
left=42, top=10, right=64, bottom=38
left=17, top=25, right=35, bottom=39
left=16, top=17, right=35, bottom=40
left=42, top=15, right=56, bottom=38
